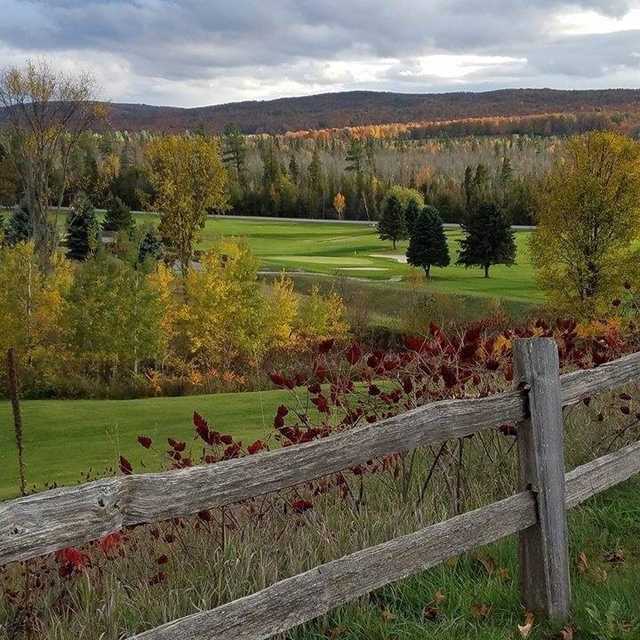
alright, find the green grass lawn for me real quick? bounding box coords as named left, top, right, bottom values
left=135, top=215, right=542, bottom=305
left=0, top=388, right=289, bottom=500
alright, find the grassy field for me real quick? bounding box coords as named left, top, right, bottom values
left=0, top=388, right=289, bottom=500
left=137, top=214, right=542, bottom=305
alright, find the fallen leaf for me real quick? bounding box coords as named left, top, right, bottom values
left=433, top=589, right=446, bottom=604
left=471, top=602, right=492, bottom=619
left=577, top=551, right=589, bottom=574
left=517, top=611, right=534, bottom=638
left=327, top=627, right=346, bottom=640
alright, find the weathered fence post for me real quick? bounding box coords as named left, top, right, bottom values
left=513, top=338, right=570, bottom=621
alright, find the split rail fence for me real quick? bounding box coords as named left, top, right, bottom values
left=1, top=338, right=640, bottom=639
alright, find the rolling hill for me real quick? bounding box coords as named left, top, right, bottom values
left=3, top=88, right=640, bottom=135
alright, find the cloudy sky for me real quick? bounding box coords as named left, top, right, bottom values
left=2, top=1, right=640, bottom=107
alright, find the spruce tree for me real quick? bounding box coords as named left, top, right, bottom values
left=406, top=206, right=450, bottom=277
left=377, top=193, right=407, bottom=249
left=5, top=201, right=33, bottom=246
left=102, top=196, right=133, bottom=233
left=404, top=198, right=421, bottom=236
left=66, top=193, right=98, bottom=261
left=138, top=227, right=163, bottom=265
left=457, top=202, right=516, bottom=278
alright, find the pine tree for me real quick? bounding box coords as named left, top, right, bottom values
left=138, top=227, right=163, bottom=265
left=66, top=193, right=98, bottom=261
left=406, top=206, right=450, bottom=277
left=103, top=196, right=133, bottom=233
left=377, top=193, right=407, bottom=249
left=5, top=201, right=33, bottom=246
left=457, top=202, right=516, bottom=278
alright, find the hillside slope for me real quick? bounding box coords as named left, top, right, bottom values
left=3, top=88, right=639, bottom=135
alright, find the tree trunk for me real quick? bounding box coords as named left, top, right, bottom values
left=6, top=348, right=26, bottom=497
left=484, top=264, right=490, bottom=278
left=392, top=238, right=397, bottom=250
left=425, top=264, right=431, bottom=279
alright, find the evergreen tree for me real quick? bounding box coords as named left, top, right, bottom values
left=404, top=198, right=421, bottom=236
left=345, top=139, right=364, bottom=174
left=457, top=202, right=516, bottom=278
left=306, top=148, right=325, bottom=217
left=222, top=124, right=247, bottom=186
left=66, top=193, right=98, bottom=261
left=103, top=196, right=133, bottom=233
left=377, top=193, right=407, bottom=249
left=5, top=201, right=33, bottom=246
left=138, top=227, right=163, bottom=265
left=406, top=206, right=450, bottom=277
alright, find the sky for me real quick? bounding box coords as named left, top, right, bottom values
left=2, top=1, right=640, bottom=108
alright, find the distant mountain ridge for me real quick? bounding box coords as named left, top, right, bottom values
left=3, top=88, right=640, bottom=134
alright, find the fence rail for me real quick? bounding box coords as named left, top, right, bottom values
left=2, top=339, right=640, bottom=637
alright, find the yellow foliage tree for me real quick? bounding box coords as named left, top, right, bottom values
left=144, top=135, right=227, bottom=277
left=180, top=239, right=271, bottom=370
left=263, top=273, right=299, bottom=349
left=0, top=241, right=72, bottom=380
left=296, top=285, right=349, bottom=342
left=532, top=132, right=640, bottom=316
left=333, top=192, right=346, bottom=219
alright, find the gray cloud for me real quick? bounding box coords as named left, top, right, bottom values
left=1, top=0, right=639, bottom=106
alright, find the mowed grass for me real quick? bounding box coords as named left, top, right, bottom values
left=135, top=214, right=542, bottom=304
left=0, top=388, right=289, bottom=500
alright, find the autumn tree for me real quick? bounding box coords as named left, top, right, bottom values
left=144, top=135, right=227, bottom=277
left=377, top=193, right=407, bottom=249
left=333, top=192, right=346, bottom=219
left=0, top=59, right=100, bottom=267
left=181, top=239, right=275, bottom=369
left=532, top=131, right=640, bottom=315
left=457, top=202, right=516, bottom=277
left=0, top=241, right=71, bottom=380
left=406, top=206, right=450, bottom=277
left=64, top=255, right=165, bottom=376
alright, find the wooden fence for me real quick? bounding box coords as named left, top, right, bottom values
left=1, top=338, right=640, bottom=639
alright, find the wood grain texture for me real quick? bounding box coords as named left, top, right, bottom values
left=2, top=346, right=639, bottom=566
left=565, top=440, right=640, bottom=508
left=560, top=350, right=640, bottom=407
left=514, top=338, right=571, bottom=620
left=0, top=388, right=526, bottom=565
left=130, top=492, right=538, bottom=640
